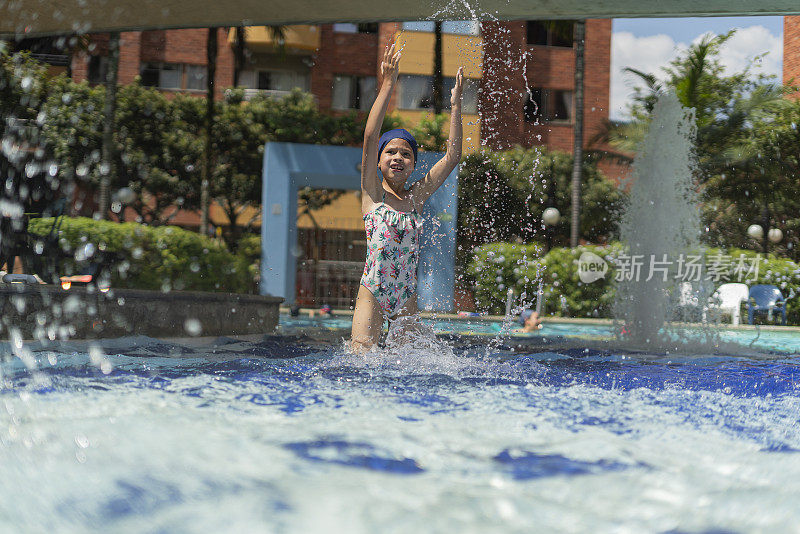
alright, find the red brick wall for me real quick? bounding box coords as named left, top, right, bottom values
left=785, top=16, right=800, bottom=92
left=117, top=31, right=142, bottom=85
left=311, top=24, right=380, bottom=111
left=378, top=22, right=401, bottom=111
left=479, top=21, right=528, bottom=150
left=479, top=19, right=612, bottom=154
left=71, top=28, right=234, bottom=99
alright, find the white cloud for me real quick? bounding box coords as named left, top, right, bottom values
left=610, top=26, right=782, bottom=121
left=712, top=25, right=782, bottom=79
left=610, top=31, right=681, bottom=120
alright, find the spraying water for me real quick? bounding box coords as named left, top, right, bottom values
left=613, top=91, right=704, bottom=346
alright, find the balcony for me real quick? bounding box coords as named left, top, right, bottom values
left=234, top=88, right=318, bottom=103
left=228, top=25, right=320, bottom=53
left=30, top=53, right=70, bottom=66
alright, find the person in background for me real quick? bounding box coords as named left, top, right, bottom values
left=516, top=309, right=543, bottom=333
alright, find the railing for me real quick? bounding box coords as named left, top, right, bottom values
left=296, top=259, right=363, bottom=309
left=31, top=53, right=70, bottom=66
left=237, top=88, right=318, bottom=102
left=243, top=88, right=290, bottom=101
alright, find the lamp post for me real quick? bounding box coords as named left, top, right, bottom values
left=111, top=186, right=136, bottom=222
left=543, top=207, right=560, bottom=253
left=748, top=223, right=782, bottom=253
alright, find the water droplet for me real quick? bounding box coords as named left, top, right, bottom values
left=184, top=318, right=202, bottom=336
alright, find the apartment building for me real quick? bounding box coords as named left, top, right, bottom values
left=480, top=20, right=612, bottom=153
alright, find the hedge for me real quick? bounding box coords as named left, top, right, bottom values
left=470, top=242, right=800, bottom=324
left=468, top=242, right=622, bottom=317
left=28, top=217, right=252, bottom=293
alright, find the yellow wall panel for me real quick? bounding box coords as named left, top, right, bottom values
left=229, top=25, right=321, bottom=52
left=394, top=31, right=482, bottom=78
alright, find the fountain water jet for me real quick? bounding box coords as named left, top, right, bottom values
left=613, top=91, right=706, bottom=346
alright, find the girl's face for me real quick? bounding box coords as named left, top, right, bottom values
left=378, top=138, right=415, bottom=186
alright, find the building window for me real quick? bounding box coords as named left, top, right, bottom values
left=398, top=75, right=478, bottom=114
left=140, top=62, right=206, bottom=91
left=237, top=69, right=310, bottom=92
left=333, top=23, right=379, bottom=34
left=524, top=89, right=573, bottom=122
left=185, top=64, right=208, bottom=91
left=526, top=21, right=574, bottom=47
left=332, top=75, right=376, bottom=111
left=401, top=21, right=480, bottom=35
left=87, top=55, right=108, bottom=84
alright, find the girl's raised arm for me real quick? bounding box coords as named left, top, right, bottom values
left=412, top=67, right=464, bottom=207
left=361, top=42, right=401, bottom=206
left=411, top=66, right=464, bottom=205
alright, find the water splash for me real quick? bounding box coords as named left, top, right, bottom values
left=613, top=92, right=707, bottom=347
left=333, top=315, right=527, bottom=380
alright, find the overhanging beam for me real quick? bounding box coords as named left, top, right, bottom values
left=2, top=0, right=799, bottom=38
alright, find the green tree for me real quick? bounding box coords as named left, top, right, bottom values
left=600, top=31, right=792, bottom=254
left=606, top=32, right=782, bottom=179
left=42, top=79, right=202, bottom=224
left=704, top=95, right=800, bottom=258
left=410, top=113, right=448, bottom=151
left=457, top=146, right=624, bottom=276
left=208, top=91, right=266, bottom=248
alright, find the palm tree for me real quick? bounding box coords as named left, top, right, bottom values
left=569, top=20, right=585, bottom=248
left=597, top=32, right=783, bottom=180
left=200, top=26, right=217, bottom=236
left=203, top=25, right=288, bottom=237
left=432, top=21, right=443, bottom=115
left=531, top=21, right=586, bottom=247
left=232, top=25, right=286, bottom=88
left=98, top=31, right=120, bottom=219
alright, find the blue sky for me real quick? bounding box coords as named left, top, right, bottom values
left=610, top=16, right=784, bottom=119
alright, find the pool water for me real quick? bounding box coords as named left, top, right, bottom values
left=282, top=313, right=800, bottom=354
left=2, top=318, right=800, bottom=532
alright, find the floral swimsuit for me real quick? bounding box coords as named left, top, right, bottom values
left=361, top=192, right=423, bottom=317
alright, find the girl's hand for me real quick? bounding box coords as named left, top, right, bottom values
left=450, top=66, right=464, bottom=107
left=380, top=41, right=401, bottom=84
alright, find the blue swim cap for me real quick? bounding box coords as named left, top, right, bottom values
left=518, top=309, right=534, bottom=326
left=378, top=128, right=418, bottom=164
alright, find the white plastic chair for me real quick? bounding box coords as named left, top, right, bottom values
left=709, top=283, right=749, bottom=326
left=678, top=282, right=699, bottom=307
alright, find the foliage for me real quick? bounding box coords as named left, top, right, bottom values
left=539, top=243, right=624, bottom=318
left=600, top=32, right=800, bottom=258
left=0, top=51, right=62, bottom=224
left=467, top=242, right=542, bottom=314
left=410, top=113, right=448, bottom=151
left=28, top=217, right=252, bottom=293
left=457, top=146, right=624, bottom=276
left=470, top=242, right=800, bottom=324
left=41, top=78, right=203, bottom=223
left=0, top=50, right=50, bottom=130
left=5, top=50, right=406, bottom=229
left=468, top=242, right=622, bottom=317
left=701, top=96, right=800, bottom=260
left=235, top=233, right=262, bottom=288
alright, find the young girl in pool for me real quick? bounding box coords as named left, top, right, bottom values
left=350, top=41, right=464, bottom=352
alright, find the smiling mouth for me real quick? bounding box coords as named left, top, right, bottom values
left=390, top=165, right=404, bottom=171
